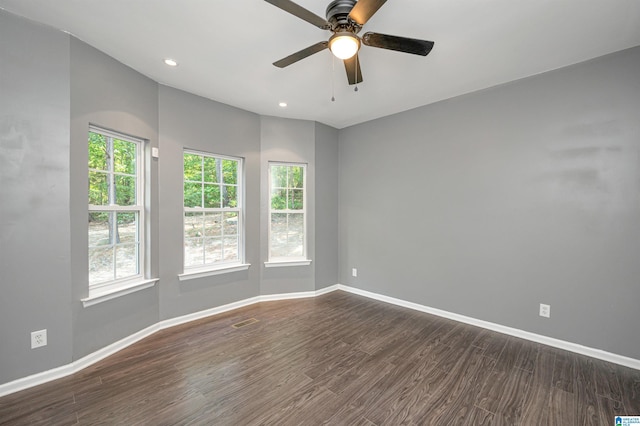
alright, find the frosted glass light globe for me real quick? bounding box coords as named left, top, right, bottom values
left=329, top=34, right=360, bottom=59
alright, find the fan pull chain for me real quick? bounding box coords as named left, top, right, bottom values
left=354, top=53, right=359, bottom=92
left=331, top=54, right=336, bottom=102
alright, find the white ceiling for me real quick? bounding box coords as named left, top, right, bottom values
left=2, top=0, right=640, bottom=128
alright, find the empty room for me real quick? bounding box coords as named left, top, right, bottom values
left=1, top=0, right=639, bottom=424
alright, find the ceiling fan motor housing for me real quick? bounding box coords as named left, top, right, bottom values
left=326, top=0, right=361, bottom=33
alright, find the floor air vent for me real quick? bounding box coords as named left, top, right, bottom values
left=232, top=318, right=259, bottom=329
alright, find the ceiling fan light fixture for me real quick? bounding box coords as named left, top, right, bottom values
left=329, top=32, right=360, bottom=59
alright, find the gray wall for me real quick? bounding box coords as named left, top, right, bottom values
left=70, top=38, right=160, bottom=359
left=260, top=116, right=316, bottom=294
left=315, top=122, right=339, bottom=290
left=158, top=86, right=261, bottom=320
left=0, top=13, right=72, bottom=385
left=339, top=46, right=640, bottom=359
left=0, top=10, right=339, bottom=388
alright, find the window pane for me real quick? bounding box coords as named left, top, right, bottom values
left=287, top=213, right=304, bottom=257
left=203, top=184, right=221, bottom=208
left=223, top=236, right=239, bottom=260
left=271, top=165, right=287, bottom=188
left=184, top=152, right=243, bottom=269
left=222, top=159, right=237, bottom=184
left=223, top=185, right=237, bottom=208
left=271, top=188, right=287, bottom=210
left=289, top=189, right=303, bottom=210
left=184, top=182, right=202, bottom=208
left=115, top=175, right=136, bottom=206
left=89, top=171, right=109, bottom=205
left=203, top=156, right=219, bottom=183
left=183, top=153, right=202, bottom=181
left=89, top=246, right=114, bottom=285
left=204, top=213, right=222, bottom=237
left=117, top=212, right=137, bottom=243
left=288, top=213, right=304, bottom=232
left=184, top=238, right=204, bottom=267
left=205, top=237, right=222, bottom=263
left=88, top=128, right=144, bottom=288
left=271, top=240, right=287, bottom=258
left=88, top=132, right=107, bottom=171
left=286, top=233, right=304, bottom=257
left=115, top=244, right=138, bottom=279
left=224, top=212, right=238, bottom=235
left=89, top=212, right=111, bottom=246
left=288, top=166, right=304, bottom=188
left=270, top=213, right=287, bottom=257
left=185, top=212, right=204, bottom=238
left=113, top=139, right=136, bottom=174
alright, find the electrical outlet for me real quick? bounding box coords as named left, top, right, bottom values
left=31, top=329, right=47, bottom=349
left=352, top=268, right=357, bottom=277
left=539, top=304, right=550, bottom=318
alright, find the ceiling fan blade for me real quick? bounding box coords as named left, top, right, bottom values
left=273, top=41, right=329, bottom=68
left=348, top=0, right=387, bottom=25
left=344, top=54, right=363, bottom=85
left=362, top=32, right=434, bottom=56
left=264, top=0, right=330, bottom=29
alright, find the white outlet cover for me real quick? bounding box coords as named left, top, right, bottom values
left=352, top=268, right=357, bottom=277
left=539, top=304, right=551, bottom=318
left=31, top=329, right=47, bottom=349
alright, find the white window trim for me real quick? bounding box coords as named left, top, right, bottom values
left=179, top=263, right=251, bottom=281
left=264, top=259, right=312, bottom=268
left=267, top=162, right=310, bottom=265
left=182, top=149, right=245, bottom=274
left=87, top=126, right=150, bottom=300
left=82, top=278, right=158, bottom=307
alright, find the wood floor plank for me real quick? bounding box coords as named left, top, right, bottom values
left=412, top=348, right=493, bottom=425
left=514, top=339, right=540, bottom=373
left=575, top=356, right=601, bottom=425
left=597, top=395, right=626, bottom=425
left=549, top=387, right=577, bottom=425
left=1, top=290, right=638, bottom=426
left=479, top=331, right=509, bottom=360
left=616, top=364, right=640, bottom=414
left=519, top=347, right=554, bottom=424
left=462, top=406, right=494, bottom=426
left=553, top=350, right=577, bottom=393
left=593, top=359, right=623, bottom=402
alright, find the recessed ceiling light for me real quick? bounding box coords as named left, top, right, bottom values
left=163, top=58, right=178, bottom=67
left=279, top=102, right=287, bottom=108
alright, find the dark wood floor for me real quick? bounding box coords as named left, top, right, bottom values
left=1, top=291, right=638, bottom=425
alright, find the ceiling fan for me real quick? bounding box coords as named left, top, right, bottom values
left=264, top=0, right=435, bottom=85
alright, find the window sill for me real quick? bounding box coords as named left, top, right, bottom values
left=264, top=259, right=312, bottom=268
left=82, top=278, right=158, bottom=307
left=178, top=263, right=251, bottom=281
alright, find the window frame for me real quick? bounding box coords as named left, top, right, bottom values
left=266, top=162, right=310, bottom=266
left=87, top=126, right=146, bottom=294
left=181, top=149, right=246, bottom=276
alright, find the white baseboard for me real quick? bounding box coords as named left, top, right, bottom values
left=335, top=284, right=640, bottom=371
left=1, top=282, right=637, bottom=397
left=0, top=285, right=339, bottom=398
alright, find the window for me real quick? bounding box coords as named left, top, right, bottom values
left=268, top=163, right=309, bottom=264
left=183, top=151, right=243, bottom=272
left=88, top=127, right=144, bottom=289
